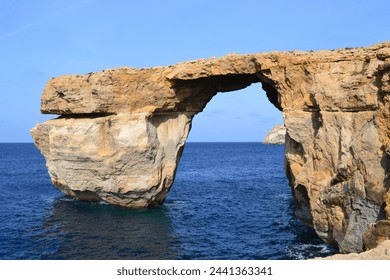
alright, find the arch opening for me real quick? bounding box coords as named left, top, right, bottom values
left=186, top=83, right=283, bottom=142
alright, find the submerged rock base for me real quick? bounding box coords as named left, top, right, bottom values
left=32, top=42, right=390, bottom=253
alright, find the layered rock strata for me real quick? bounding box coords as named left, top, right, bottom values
left=263, top=124, right=286, bottom=144
left=31, top=42, right=390, bottom=253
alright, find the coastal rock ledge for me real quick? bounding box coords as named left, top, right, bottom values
left=31, top=42, right=390, bottom=254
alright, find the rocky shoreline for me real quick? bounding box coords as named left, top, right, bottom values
left=315, top=240, right=390, bottom=260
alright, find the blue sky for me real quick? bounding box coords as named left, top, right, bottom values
left=0, top=0, right=389, bottom=142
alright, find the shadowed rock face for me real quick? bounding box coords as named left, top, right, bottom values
left=31, top=42, right=390, bottom=253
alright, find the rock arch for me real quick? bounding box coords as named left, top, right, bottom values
left=31, top=42, right=390, bottom=253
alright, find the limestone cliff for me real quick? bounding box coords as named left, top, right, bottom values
left=263, top=124, right=286, bottom=144
left=31, top=42, right=390, bottom=253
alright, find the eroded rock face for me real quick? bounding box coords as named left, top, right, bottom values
left=31, top=42, right=390, bottom=253
left=31, top=113, right=192, bottom=208
left=263, top=124, right=286, bottom=144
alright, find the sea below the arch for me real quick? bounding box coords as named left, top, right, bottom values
left=0, top=142, right=338, bottom=260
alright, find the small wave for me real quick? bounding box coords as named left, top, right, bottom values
left=286, top=243, right=337, bottom=259
left=58, top=197, right=76, bottom=202
left=97, top=201, right=109, bottom=205
left=164, top=200, right=187, bottom=207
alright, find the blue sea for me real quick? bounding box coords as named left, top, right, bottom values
left=0, top=143, right=337, bottom=259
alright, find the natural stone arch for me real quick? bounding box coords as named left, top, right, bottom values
left=31, top=42, right=390, bottom=253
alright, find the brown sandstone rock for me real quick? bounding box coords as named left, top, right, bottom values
left=363, top=220, right=390, bottom=250
left=31, top=42, right=390, bottom=253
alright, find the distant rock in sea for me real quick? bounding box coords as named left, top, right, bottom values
left=263, top=124, right=286, bottom=144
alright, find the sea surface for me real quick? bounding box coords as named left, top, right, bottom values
left=0, top=143, right=337, bottom=259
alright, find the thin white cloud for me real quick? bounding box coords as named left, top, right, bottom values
left=0, top=0, right=91, bottom=41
